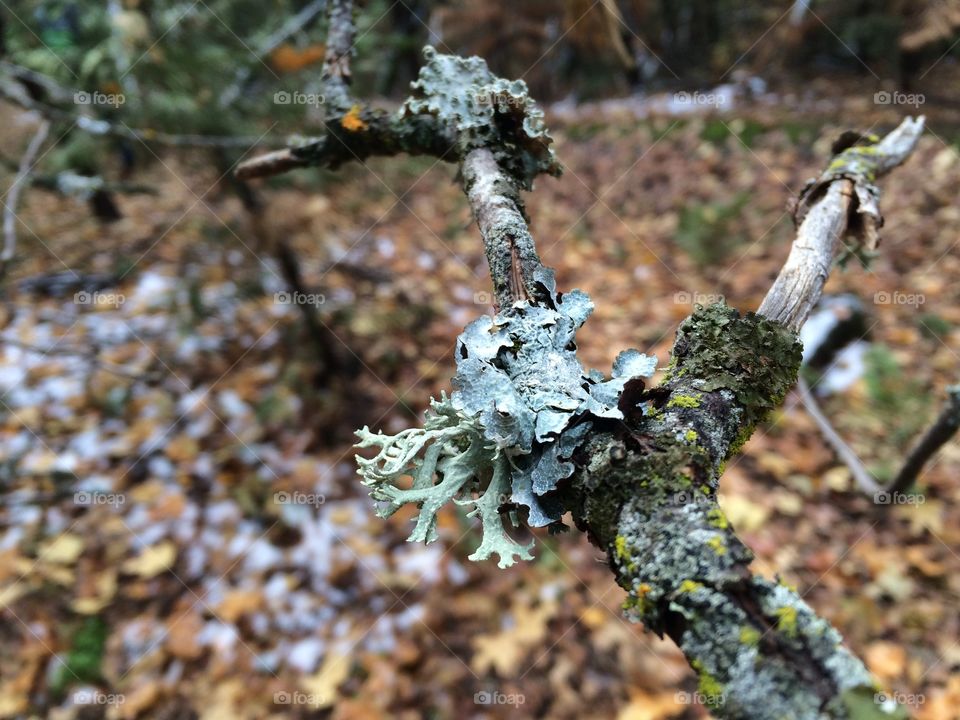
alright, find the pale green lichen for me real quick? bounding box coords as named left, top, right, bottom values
left=667, top=392, right=702, bottom=409
left=402, top=46, right=561, bottom=188
left=356, top=270, right=656, bottom=566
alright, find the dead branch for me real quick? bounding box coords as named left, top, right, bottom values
left=2, top=119, right=50, bottom=275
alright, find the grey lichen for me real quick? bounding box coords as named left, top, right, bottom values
left=402, top=46, right=561, bottom=188
left=355, top=269, right=656, bottom=567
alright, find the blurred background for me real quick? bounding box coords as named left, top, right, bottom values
left=0, top=1, right=959, bottom=718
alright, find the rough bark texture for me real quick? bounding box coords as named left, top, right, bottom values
left=236, top=110, right=453, bottom=180
left=570, top=305, right=879, bottom=719
left=461, top=148, right=548, bottom=307
left=321, top=0, right=358, bottom=113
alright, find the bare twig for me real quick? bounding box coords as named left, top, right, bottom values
left=889, top=385, right=960, bottom=493
left=0, top=64, right=283, bottom=149
left=322, top=0, right=357, bottom=112
left=758, top=116, right=925, bottom=331
left=218, top=0, right=328, bottom=108
left=461, top=148, right=547, bottom=307
left=2, top=119, right=50, bottom=273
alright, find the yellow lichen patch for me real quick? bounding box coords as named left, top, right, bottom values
left=684, top=429, right=698, bottom=443
left=739, top=626, right=761, bottom=646
left=341, top=105, right=368, bottom=132
left=774, top=605, right=798, bottom=638
left=666, top=392, right=702, bottom=409
left=615, top=535, right=629, bottom=561
left=678, top=579, right=703, bottom=593
left=707, top=507, right=729, bottom=530
left=706, top=535, right=727, bottom=556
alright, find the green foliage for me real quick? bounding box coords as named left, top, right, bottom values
left=864, top=344, right=928, bottom=447
left=676, top=192, right=750, bottom=266
left=918, top=313, right=951, bottom=341
left=52, top=616, right=108, bottom=693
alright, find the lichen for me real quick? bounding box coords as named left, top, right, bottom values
left=402, top=46, right=561, bottom=188
left=356, top=270, right=656, bottom=566
left=774, top=605, right=799, bottom=638
left=667, top=392, right=702, bottom=409
left=707, top=535, right=728, bottom=556
left=707, top=507, right=729, bottom=529
left=739, top=626, right=761, bottom=646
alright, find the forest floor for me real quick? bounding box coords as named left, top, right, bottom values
left=1, top=94, right=960, bottom=719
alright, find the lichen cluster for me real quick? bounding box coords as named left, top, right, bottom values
left=402, top=46, right=562, bottom=188
left=355, top=269, right=656, bottom=567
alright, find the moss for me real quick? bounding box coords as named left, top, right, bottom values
left=667, top=392, right=702, bottom=409
left=774, top=605, right=799, bottom=638
left=669, top=303, right=802, bottom=432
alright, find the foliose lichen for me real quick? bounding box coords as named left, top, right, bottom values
left=355, top=269, right=656, bottom=567
left=402, top=46, right=562, bottom=188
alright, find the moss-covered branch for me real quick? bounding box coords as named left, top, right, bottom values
left=568, top=305, right=903, bottom=719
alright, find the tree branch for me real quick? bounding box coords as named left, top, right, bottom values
left=569, top=119, right=924, bottom=719
left=759, top=117, right=925, bottom=331
left=889, top=384, right=960, bottom=494
left=2, top=119, right=50, bottom=275
left=321, top=0, right=357, bottom=112
left=235, top=109, right=453, bottom=180
left=461, top=148, right=548, bottom=307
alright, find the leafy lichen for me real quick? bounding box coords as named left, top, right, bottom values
left=402, top=46, right=561, bottom=188
left=356, top=270, right=656, bottom=566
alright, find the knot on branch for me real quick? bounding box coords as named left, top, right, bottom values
left=355, top=270, right=657, bottom=566
left=403, top=46, right=562, bottom=188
